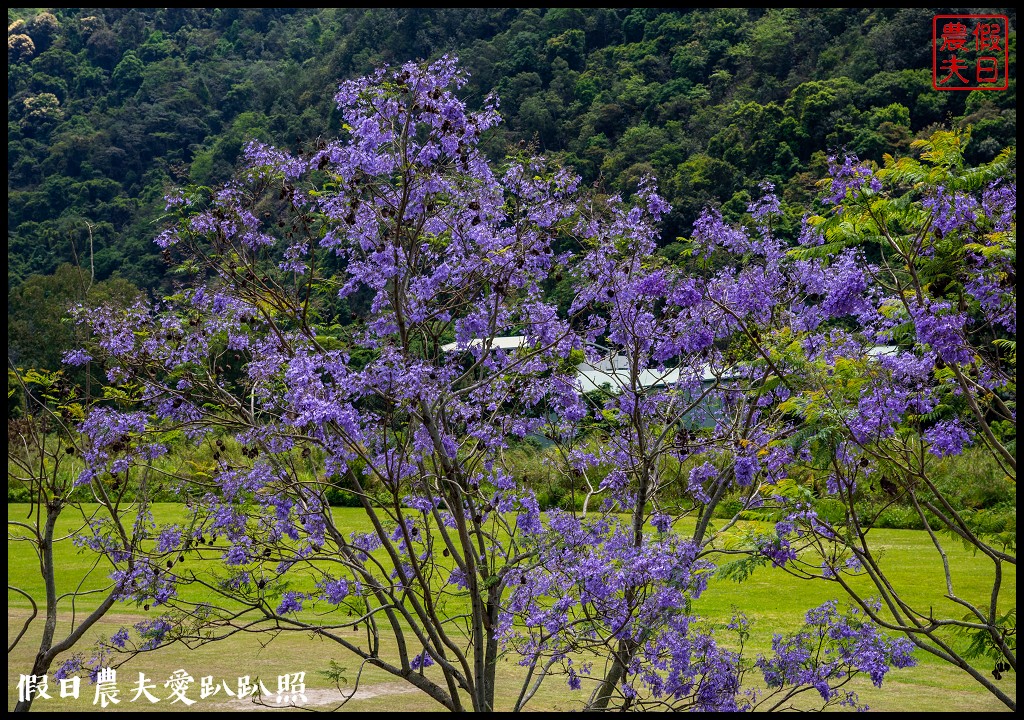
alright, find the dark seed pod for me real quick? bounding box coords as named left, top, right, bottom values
left=880, top=477, right=898, bottom=496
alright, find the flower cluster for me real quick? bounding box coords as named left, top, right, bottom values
left=756, top=600, right=916, bottom=706
left=822, top=154, right=881, bottom=206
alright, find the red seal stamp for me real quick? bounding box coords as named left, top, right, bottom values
left=933, top=15, right=1009, bottom=90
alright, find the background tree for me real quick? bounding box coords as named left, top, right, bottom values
left=8, top=364, right=165, bottom=712
left=9, top=8, right=1015, bottom=323
left=8, top=263, right=141, bottom=378
left=682, top=131, right=1016, bottom=709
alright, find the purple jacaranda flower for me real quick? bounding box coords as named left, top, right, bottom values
left=651, top=513, right=672, bottom=533
left=910, top=300, right=972, bottom=365
left=922, top=185, right=978, bottom=237
left=134, top=618, right=173, bottom=651
left=822, top=154, right=881, bottom=206
left=109, top=628, right=130, bottom=649
left=276, top=591, right=305, bottom=615
left=924, top=419, right=972, bottom=458
left=54, top=655, right=84, bottom=680
left=150, top=526, right=179, bottom=554
left=61, top=348, right=92, bottom=366
left=318, top=577, right=350, bottom=605
left=410, top=651, right=435, bottom=670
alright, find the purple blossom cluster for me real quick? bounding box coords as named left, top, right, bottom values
left=54, top=655, right=84, bottom=680
left=134, top=617, right=174, bottom=651
left=109, top=627, right=130, bottom=649
left=276, top=591, right=305, bottom=615
left=110, top=558, right=177, bottom=606
left=61, top=348, right=92, bottom=366
left=317, top=577, right=351, bottom=605
left=982, top=180, right=1016, bottom=232
left=910, top=300, right=973, bottom=366
left=756, top=600, right=915, bottom=704
left=73, top=408, right=167, bottom=486
left=52, top=651, right=114, bottom=684
left=747, top=181, right=782, bottom=223
left=410, top=651, right=435, bottom=671
left=924, top=419, right=972, bottom=458
left=922, top=185, right=978, bottom=238
left=965, top=254, right=1016, bottom=334
left=822, top=154, right=881, bottom=206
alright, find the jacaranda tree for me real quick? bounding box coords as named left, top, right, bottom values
left=58, top=57, right=1017, bottom=711
left=698, top=130, right=1015, bottom=709
left=8, top=365, right=162, bottom=713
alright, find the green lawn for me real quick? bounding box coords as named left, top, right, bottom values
left=8, top=504, right=1016, bottom=712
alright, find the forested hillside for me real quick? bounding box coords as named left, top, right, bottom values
left=7, top=7, right=1017, bottom=370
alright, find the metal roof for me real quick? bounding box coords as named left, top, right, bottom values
left=442, top=336, right=740, bottom=393
left=575, top=364, right=738, bottom=394
left=440, top=336, right=530, bottom=353
left=866, top=345, right=899, bottom=358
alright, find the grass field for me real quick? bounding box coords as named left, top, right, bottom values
left=8, top=504, right=1016, bottom=712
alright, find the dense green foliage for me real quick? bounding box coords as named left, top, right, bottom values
left=8, top=8, right=1016, bottom=370
left=5, top=8, right=1018, bottom=535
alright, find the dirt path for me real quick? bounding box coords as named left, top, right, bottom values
left=213, top=682, right=420, bottom=710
